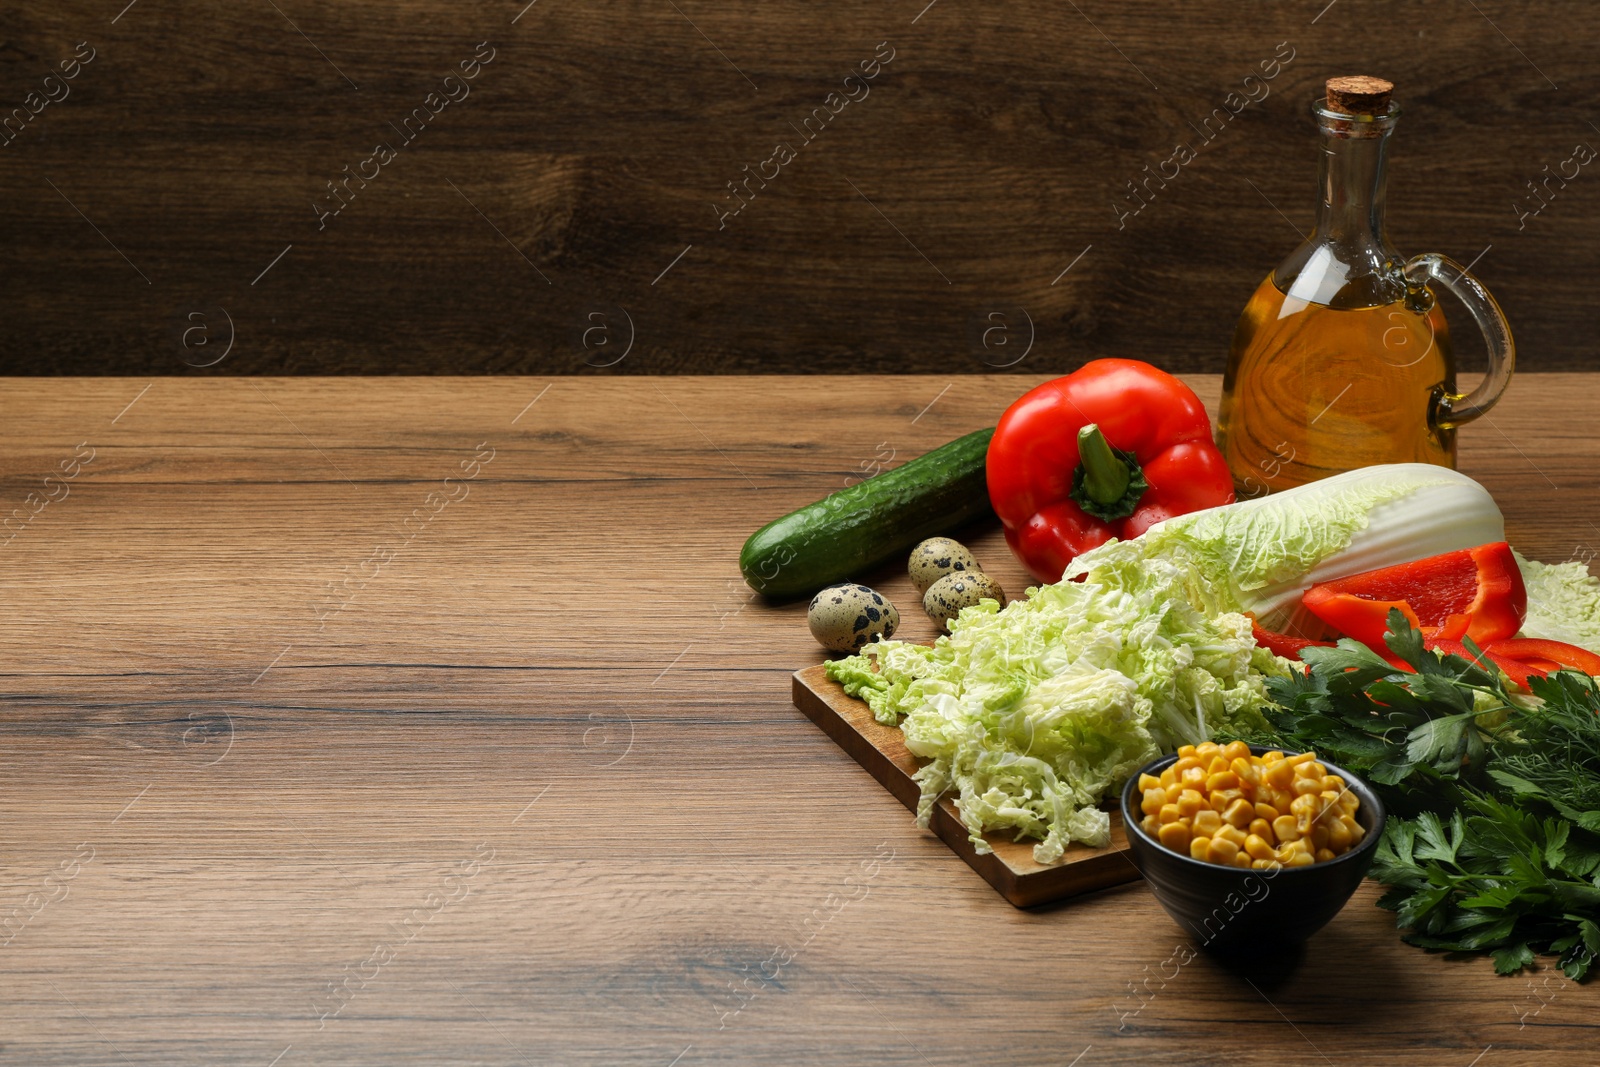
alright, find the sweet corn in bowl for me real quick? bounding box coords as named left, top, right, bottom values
left=1137, top=741, right=1365, bottom=870
left=1119, top=744, right=1386, bottom=953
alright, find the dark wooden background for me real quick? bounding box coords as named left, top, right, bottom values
left=1, top=1, right=1596, bottom=374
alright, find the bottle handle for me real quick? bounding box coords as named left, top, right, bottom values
left=1405, top=252, right=1515, bottom=429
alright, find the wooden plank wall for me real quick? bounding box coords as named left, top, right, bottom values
left=0, top=1, right=1595, bottom=374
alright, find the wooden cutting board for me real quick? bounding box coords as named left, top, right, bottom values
left=792, top=663, right=1140, bottom=907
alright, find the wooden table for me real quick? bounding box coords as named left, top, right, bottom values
left=0, top=374, right=1592, bottom=1066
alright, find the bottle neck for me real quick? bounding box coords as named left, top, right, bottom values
left=1313, top=107, right=1397, bottom=243
left=1272, top=101, right=1406, bottom=309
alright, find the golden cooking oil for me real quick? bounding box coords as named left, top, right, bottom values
left=1218, top=273, right=1455, bottom=496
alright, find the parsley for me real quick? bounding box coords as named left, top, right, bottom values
left=1226, top=610, right=1600, bottom=979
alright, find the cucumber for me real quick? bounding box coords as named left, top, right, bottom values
left=740, top=428, right=995, bottom=600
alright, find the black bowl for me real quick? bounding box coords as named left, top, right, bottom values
left=1119, top=745, right=1386, bottom=954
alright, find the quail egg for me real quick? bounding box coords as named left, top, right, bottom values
left=908, top=537, right=979, bottom=594
left=808, top=583, right=899, bottom=653
left=923, top=571, right=1005, bottom=631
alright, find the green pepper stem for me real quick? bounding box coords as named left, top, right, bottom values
left=1077, top=424, right=1128, bottom=505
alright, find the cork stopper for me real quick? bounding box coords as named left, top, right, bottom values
left=1326, top=76, right=1393, bottom=115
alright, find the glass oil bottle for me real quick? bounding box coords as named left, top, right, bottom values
left=1217, top=76, right=1515, bottom=495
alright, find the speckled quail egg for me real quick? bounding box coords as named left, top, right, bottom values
left=923, top=571, right=1005, bottom=631
left=908, top=537, right=979, bottom=594
left=808, top=583, right=899, bottom=653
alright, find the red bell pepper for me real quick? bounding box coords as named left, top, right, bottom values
left=1250, top=619, right=1333, bottom=661
left=1419, top=636, right=1600, bottom=691
left=1301, top=542, right=1526, bottom=653
left=1424, top=637, right=1540, bottom=689
left=1483, top=638, right=1600, bottom=679
left=986, top=359, right=1235, bottom=583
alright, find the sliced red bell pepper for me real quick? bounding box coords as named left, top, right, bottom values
left=1250, top=620, right=1333, bottom=661
left=1425, top=637, right=1540, bottom=689
left=1419, top=635, right=1600, bottom=691
left=1301, top=542, right=1526, bottom=653
left=986, top=359, right=1235, bottom=584
left=1483, top=638, right=1600, bottom=678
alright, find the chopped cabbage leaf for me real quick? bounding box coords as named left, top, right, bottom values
left=1517, top=550, right=1600, bottom=654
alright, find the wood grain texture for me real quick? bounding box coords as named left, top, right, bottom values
left=1, top=3, right=1598, bottom=373
left=792, top=664, right=1138, bottom=907
left=0, top=373, right=1596, bottom=1066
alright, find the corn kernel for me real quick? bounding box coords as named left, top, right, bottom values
left=1176, top=744, right=1197, bottom=759
left=1138, top=773, right=1162, bottom=792
left=1158, top=821, right=1191, bottom=852
left=1223, top=798, right=1256, bottom=829
left=1192, top=809, right=1222, bottom=836
left=1222, top=740, right=1251, bottom=762
left=1233, top=758, right=1262, bottom=787
left=1245, top=834, right=1276, bottom=861
left=1177, top=790, right=1206, bottom=818
left=1165, top=784, right=1187, bottom=805
left=1142, top=787, right=1166, bottom=816
left=1159, top=767, right=1179, bottom=789
left=1266, top=761, right=1296, bottom=790
left=1315, top=847, right=1337, bottom=863
left=1293, top=776, right=1325, bottom=796
left=1272, top=815, right=1301, bottom=842
left=1195, top=742, right=1221, bottom=760
left=1254, top=802, right=1279, bottom=822
left=1189, top=835, right=1211, bottom=860
left=1285, top=751, right=1316, bottom=768
left=1328, top=819, right=1352, bottom=852
left=1311, top=824, right=1331, bottom=850
left=1232, top=850, right=1254, bottom=869
left=1143, top=814, right=1158, bottom=835
left=1159, top=803, right=1183, bottom=825
left=1285, top=850, right=1315, bottom=867
left=1172, top=756, right=1201, bottom=775
left=1207, top=838, right=1239, bottom=865
left=1260, top=750, right=1285, bottom=763
left=1290, top=793, right=1319, bottom=819
left=1217, top=824, right=1248, bottom=847
left=1206, top=770, right=1240, bottom=793
left=1248, top=817, right=1273, bottom=842
left=1181, top=765, right=1206, bottom=788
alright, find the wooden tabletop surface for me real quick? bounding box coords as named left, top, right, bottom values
left=0, top=374, right=1593, bottom=1066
